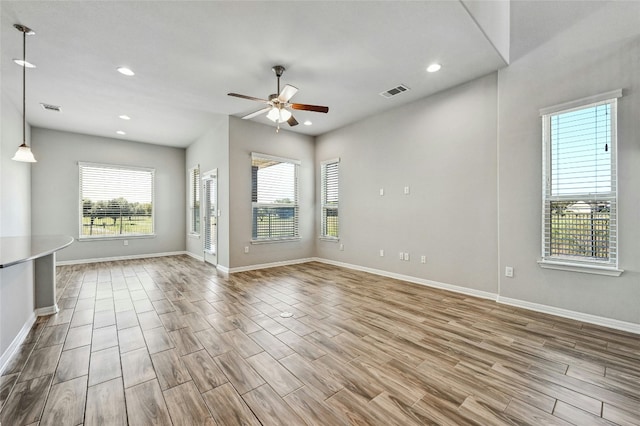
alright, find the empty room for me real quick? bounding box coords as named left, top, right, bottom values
left=1, top=1, right=639, bottom=425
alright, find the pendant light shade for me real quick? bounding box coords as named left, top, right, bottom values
left=12, top=144, right=37, bottom=162
left=266, top=107, right=280, bottom=122
left=12, top=24, right=37, bottom=163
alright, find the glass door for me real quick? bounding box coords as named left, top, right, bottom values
left=202, top=170, right=217, bottom=266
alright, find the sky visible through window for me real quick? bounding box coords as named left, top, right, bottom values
left=551, top=103, right=611, bottom=197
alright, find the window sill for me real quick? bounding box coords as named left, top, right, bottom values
left=78, top=234, right=156, bottom=242
left=188, top=233, right=200, bottom=239
left=319, top=236, right=340, bottom=242
left=251, top=237, right=301, bottom=245
left=538, top=259, right=623, bottom=277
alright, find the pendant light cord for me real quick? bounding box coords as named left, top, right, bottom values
left=22, top=28, right=26, bottom=146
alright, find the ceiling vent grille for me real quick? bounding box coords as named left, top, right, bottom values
left=379, top=84, right=410, bottom=99
left=40, top=103, right=61, bottom=112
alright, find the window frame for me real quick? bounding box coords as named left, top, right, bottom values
left=188, top=165, right=200, bottom=237
left=250, top=152, right=301, bottom=243
left=78, top=162, right=155, bottom=241
left=320, top=158, right=340, bottom=240
left=538, top=90, right=623, bottom=276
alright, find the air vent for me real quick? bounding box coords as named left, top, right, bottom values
left=40, top=103, right=61, bottom=112
left=379, top=84, right=410, bottom=99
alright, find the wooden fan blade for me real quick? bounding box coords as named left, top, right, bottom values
left=242, top=106, right=272, bottom=119
left=290, top=103, right=329, bottom=113
left=228, top=93, right=270, bottom=104
left=287, top=115, right=299, bottom=127
left=278, top=85, right=298, bottom=103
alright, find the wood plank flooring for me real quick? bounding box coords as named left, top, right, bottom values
left=1, top=255, right=639, bottom=425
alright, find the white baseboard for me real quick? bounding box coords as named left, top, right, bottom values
left=497, top=296, right=640, bottom=335
left=184, top=251, right=204, bottom=262
left=216, top=265, right=230, bottom=274
left=0, top=312, right=36, bottom=375
left=228, top=258, right=316, bottom=274
left=35, top=304, right=59, bottom=317
left=312, top=257, right=497, bottom=301
left=56, top=251, right=188, bottom=266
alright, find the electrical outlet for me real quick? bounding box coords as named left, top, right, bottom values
left=339, top=244, right=344, bottom=251
left=505, top=266, right=514, bottom=277
left=399, top=252, right=404, bottom=260
left=123, top=240, right=128, bottom=246
left=421, top=255, right=426, bottom=264
left=380, top=249, right=384, bottom=257
left=379, top=188, right=384, bottom=196
left=404, top=252, right=410, bottom=261
left=404, top=186, right=410, bottom=195
left=244, top=246, right=249, bottom=254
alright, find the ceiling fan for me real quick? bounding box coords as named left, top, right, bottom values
left=228, top=65, right=329, bottom=132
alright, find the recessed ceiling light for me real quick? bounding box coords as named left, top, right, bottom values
left=117, top=67, right=135, bottom=76
left=116, top=130, right=126, bottom=135
left=119, top=115, right=131, bottom=120
left=13, top=59, right=36, bottom=68
left=426, top=63, right=441, bottom=73
left=304, top=120, right=312, bottom=126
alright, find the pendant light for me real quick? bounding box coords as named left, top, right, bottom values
left=12, top=24, right=37, bottom=163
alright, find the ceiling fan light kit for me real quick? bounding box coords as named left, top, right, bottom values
left=228, top=65, right=329, bottom=132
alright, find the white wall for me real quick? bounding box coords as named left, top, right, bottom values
left=228, top=117, right=315, bottom=269
left=0, top=93, right=35, bottom=363
left=30, top=128, right=186, bottom=262
left=497, top=4, right=640, bottom=324
left=315, top=74, right=499, bottom=294
left=185, top=116, right=230, bottom=267
left=311, top=2, right=640, bottom=327
left=462, top=0, right=510, bottom=64
left=1, top=93, right=32, bottom=236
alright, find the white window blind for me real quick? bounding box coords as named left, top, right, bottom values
left=189, top=166, right=200, bottom=235
left=251, top=153, right=300, bottom=241
left=204, top=176, right=217, bottom=253
left=541, top=94, right=619, bottom=267
left=79, top=162, right=154, bottom=239
left=321, top=158, right=339, bottom=238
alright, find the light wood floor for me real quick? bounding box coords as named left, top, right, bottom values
left=1, top=256, right=639, bottom=425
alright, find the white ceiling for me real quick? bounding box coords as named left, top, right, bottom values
left=0, top=1, right=630, bottom=148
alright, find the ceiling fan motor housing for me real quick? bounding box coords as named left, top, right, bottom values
left=272, top=65, right=285, bottom=77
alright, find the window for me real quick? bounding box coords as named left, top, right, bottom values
left=540, top=90, right=621, bottom=273
left=188, top=166, right=200, bottom=235
left=321, top=158, right=340, bottom=238
left=251, top=153, right=299, bottom=241
left=79, top=162, right=154, bottom=239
